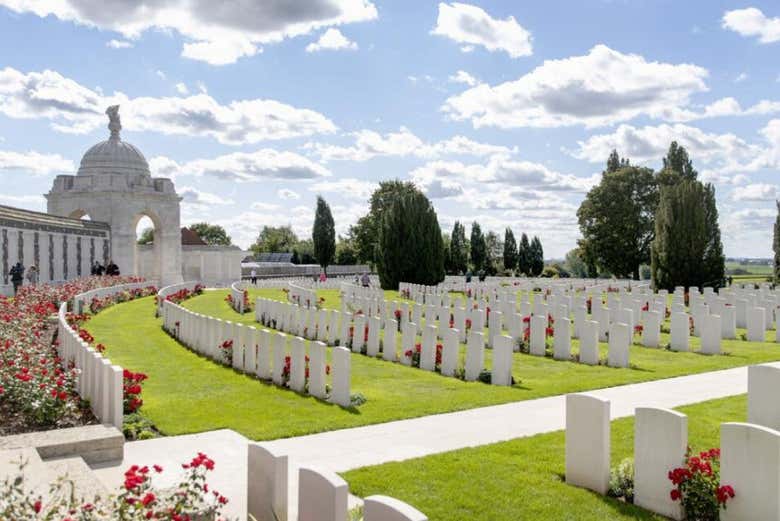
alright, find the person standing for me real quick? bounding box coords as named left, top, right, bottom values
left=9, top=262, right=24, bottom=295
left=360, top=272, right=370, bottom=288
left=319, top=271, right=327, bottom=283
left=250, top=268, right=257, bottom=285
left=26, top=265, right=38, bottom=286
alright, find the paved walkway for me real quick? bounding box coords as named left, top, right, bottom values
left=93, top=365, right=764, bottom=520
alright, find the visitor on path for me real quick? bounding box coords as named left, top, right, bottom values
left=26, top=265, right=38, bottom=286
left=250, top=268, right=257, bottom=285
left=319, top=271, right=327, bottom=283
left=465, top=270, right=472, bottom=283
left=478, top=270, right=486, bottom=282
left=91, top=261, right=103, bottom=276
left=96, top=262, right=105, bottom=276
left=9, top=262, right=24, bottom=295
left=105, top=260, right=120, bottom=276
left=361, top=272, right=370, bottom=288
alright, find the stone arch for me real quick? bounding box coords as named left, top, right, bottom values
left=132, top=209, right=163, bottom=281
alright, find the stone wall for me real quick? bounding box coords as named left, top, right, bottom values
left=0, top=205, right=111, bottom=296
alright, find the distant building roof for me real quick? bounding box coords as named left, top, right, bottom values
left=181, top=227, right=207, bottom=246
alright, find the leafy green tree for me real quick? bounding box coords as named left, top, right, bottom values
left=775, top=201, right=780, bottom=283
left=651, top=180, right=725, bottom=289
left=335, top=236, right=358, bottom=265
left=137, top=227, right=154, bottom=245
left=577, top=162, right=659, bottom=280
left=657, top=141, right=698, bottom=186
left=449, top=221, right=469, bottom=274
left=312, top=196, right=336, bottom=272
left=350, top=180, right=419, bottom=266
left=517, top=233, right=531, bottom=275
left=503, top=228, right=518, bottom=273
left=606, top=149, right=630, bottom=173
left=485, top=231, right=502, bottom=276
left=189, top=222, right=232, bottom=245
left=442, top=232, right=454, bottom=274
left=376, top=188, right=445, bottom=289
left=470, top=222, right=487, bottom=272
left=251, top=225, right=298, bottom=255
left=564, top=248, right=589, bottom=278
left=530, top=236, right=545, bottom=276
left=294, top=239, right=316, bottom=264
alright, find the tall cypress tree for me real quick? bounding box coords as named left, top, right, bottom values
left=376, top=189, right=444, bottom=289
left=774, top=201, right=780, bottom=284
left=530, top=236, right=545, bottom=276
left=470, top=222, right=487, bottom=272
left=449, top=221, right=469, bottom=274
left=503, top=228, right=518, bottom=273
left=312, top=196, right=336, bottom=273
left=701, top=183, right=725, bottom=287
left=518, top=233, right=531, bottom=275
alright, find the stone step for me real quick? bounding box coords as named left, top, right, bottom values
left=44, top=455, right=110, bottom=502
left=0, top=447, right=56, bottom=498
left=0, top=424, right=124, bottom=464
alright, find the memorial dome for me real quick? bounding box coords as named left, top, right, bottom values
left=77, top=105, right=150, bottom=177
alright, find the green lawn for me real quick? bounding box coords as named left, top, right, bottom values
left=85, top=289, right=780, bottom=441
left=343, top=395, right=747, bottom=521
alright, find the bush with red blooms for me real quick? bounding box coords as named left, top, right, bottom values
left=634, top=324, right=644, bottom=336
left=281, top=354, right=331, bottom=387
left=0, top=452, right=233, bottom=520
left=162, top=284, right=204, bottom=305
left=219, top=340, right=233, bottom=366
left=123, top=369, right=148, bottom=413
left=89, top=286, right=158, bottom=314
left=0, top=276, right=144, bottom=432
left=243, top=290, right=252, bottom=312
left=403, top=342, right=443, bottom=371
left=669, top=447, right=734, bottom=521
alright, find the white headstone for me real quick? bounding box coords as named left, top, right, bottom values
left=566, top=393, right=610, bottom=494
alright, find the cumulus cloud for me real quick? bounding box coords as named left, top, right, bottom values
left=151, top=149, right=331, bottom=182
left=1, top=0, right=378, bottom=65
left=722, top=7, right=780, bottom=44
left=0, top=149, right=75, bottom=175
left=175, top=83, right=189, bottom=95
left=277, top=189, right=301, bottom=200
left=306, top=127, right=516, bottom=161
left=306, top=28, right=358, bottom=52
left=431, top=2, right=532, bottom=57
left=178, top=186, right=234, bottom=210
left=442, top=44, right=709, bottom=129
left=732, top=183, right=778, bottom=202
left=571, top=123, right=762, bottom=169
left=308, top=177, right=377, bottom=200
left=106, top=39, right=133, bottom=49
left=448, top=70, right=479, bottom=86
left=0, top=67, right=337, bottom=144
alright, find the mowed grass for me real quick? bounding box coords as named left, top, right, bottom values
left=86, top=287, right=780, bottom=441
left=343, top=395, right=747, bottom=521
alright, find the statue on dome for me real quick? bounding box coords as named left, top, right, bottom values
left=106, top=105, right=121, bottom=140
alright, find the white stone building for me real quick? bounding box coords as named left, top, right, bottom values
left=0, top=105, right=244, bottom=294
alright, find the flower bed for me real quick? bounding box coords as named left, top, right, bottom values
left=0, top=451, right=232, bottom=520
left=0, top=276, right=147, bottom=436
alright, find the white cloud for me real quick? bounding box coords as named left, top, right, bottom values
left=1, top=0, right=378, bottom=65
left=155, top=70, right=167, bottom=80
left=448, top=70, right=479, bottom=86
left=306, top=28, right=358, bottom=52
left=722, top=7, right=780, bottom=44
left=106, top=39, right=133, bottom=49
left=0, top=149, right=74, bottom=175
left=732, top=183, right=778, bottom=202
left=431, top=2, right=533, bottom=58
left=0, top=67, right=337, bottom=144
left=178, top=186, right=234, bottom=209
left=571, top=123, right=762, bottom=171
left=277, top=189, right=301, bottom=200
left=734, top=72, right=749, bottom=83
left=175, top=82, right=189, bottom=95
left=151, top=149, right=331, bottom=182
left=442, top=44, right=709, bottom=129
left=306, top=127, right=516, bottom=161
left=0, top=193, right=46, bottom=208
left=309, top=177, right=377, bottom=200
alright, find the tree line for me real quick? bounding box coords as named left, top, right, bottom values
left=576, top=142, right=725, bottom=290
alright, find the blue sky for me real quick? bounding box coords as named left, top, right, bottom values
left=0, top=1, right=778, bottom=258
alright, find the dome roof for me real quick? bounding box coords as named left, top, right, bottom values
left=77, top=105, right=150, bottom=177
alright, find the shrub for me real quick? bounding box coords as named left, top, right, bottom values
left=669, top=447, right=734, bottom=521
left=608, top=457, right=635, bottom=503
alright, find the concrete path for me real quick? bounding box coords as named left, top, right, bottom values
left=93, top=365, right=763, bottom=520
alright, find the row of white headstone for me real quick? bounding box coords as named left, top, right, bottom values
left=247, top=444, right=427, bottom=521
left=161, top=300, right=352, bottom=407
left=57, top=301, right=123, bottom=429
left=229, top=280, right=247, bottom=314
left=255, top=297, right=506, bottom=384
left=566, top=363, right=780, bottom=521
